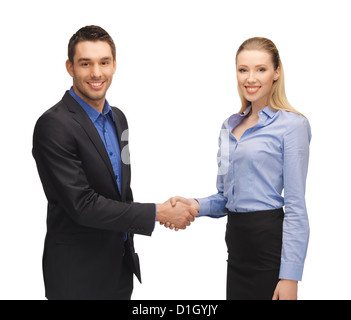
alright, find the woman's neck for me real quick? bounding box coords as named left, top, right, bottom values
left=249, top=103, right=266, bottom=119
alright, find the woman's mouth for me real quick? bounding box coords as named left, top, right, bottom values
left=245, top=86, right=261, bottom=94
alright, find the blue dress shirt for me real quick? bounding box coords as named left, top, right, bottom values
left=69, top=88, right=130, bottom=241
left=69, top=88, right=122, bottom=192
left=69, top=88, right=157, bottom=236
left=197, top=105, right=311, bottom=281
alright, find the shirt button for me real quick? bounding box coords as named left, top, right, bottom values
left=109, top=152, right=113, bottom=156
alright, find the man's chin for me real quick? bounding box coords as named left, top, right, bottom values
left=76, top=87, right=107, bottom=103
left=87, top=93, right=106, bottom=101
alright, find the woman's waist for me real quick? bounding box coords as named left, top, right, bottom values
left=225, top=196, right=284, bottom=213
left=226, top=207, right=284, bottom=215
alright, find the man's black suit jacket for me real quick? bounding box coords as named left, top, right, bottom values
left=32, top=92, right=155, bottom=299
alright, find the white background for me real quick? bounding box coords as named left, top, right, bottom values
left=0, top=0, right=350, bottom=300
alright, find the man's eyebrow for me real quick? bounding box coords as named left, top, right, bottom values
left=77, top=57, right=112, bottom=62
left=77, top=58, right=91, bottom=63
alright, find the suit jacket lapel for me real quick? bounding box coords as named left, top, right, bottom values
left=112, top=108, right=129, bottom=202
left=62, top=92, right=121, bottom=197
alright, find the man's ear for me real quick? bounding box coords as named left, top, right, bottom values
left=113, top=59, right=117, bottom=74
left=66, top=59, right=74, bottom=77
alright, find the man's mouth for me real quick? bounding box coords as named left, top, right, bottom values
left=87, top=82, right=105, bottom=90
left=245, top=86, right=261, bottom=94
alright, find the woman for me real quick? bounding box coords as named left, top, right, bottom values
left=167, top=37, right=311, bottom=300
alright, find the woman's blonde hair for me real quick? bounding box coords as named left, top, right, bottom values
left=236, top=37, right=304, bottom=117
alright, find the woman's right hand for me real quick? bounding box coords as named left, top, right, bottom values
left=170, top=196, right=200, bottom=212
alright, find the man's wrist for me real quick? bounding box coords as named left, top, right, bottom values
left=155, top=203, right=166, bottom=223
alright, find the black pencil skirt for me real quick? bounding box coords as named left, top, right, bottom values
left=225, top=208, right=284, bottom=300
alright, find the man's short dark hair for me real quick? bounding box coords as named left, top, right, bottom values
left=68, top=25, right=116, bottom=63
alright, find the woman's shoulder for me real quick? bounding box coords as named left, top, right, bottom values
left=277, top=110, right=311, bottom=141
left=221, top=112, right=243, bottom=130
left=278, top=110, right=310, bottom=127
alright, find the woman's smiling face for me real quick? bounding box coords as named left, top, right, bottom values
left=236, top=49, right=280, bottom=109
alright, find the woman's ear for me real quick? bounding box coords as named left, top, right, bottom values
left=273, top=66, right=280, bottom=82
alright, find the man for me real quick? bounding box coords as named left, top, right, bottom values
left=32, top=25, right=197, bottom=300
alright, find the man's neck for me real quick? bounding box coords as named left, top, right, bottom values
left=72, top=86, right=105, bottom=113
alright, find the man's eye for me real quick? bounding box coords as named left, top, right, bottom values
left=82, top=63, right=90, bottom=67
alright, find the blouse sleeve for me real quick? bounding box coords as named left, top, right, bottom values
left=279, top=116, right=311, bottom=281
left=196, top=127, right=228, bottom=218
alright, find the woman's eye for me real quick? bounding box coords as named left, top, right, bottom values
left=239, top=69, right=247, bottom=73
left=259, top=68, right=266, bottom=72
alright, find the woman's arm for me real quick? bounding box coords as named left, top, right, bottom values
left=279, top=116, right=312, bottom=281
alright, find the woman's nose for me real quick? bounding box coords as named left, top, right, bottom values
left=247, top=71, right=256, bottom=83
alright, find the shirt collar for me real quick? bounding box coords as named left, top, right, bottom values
left=240, top=105, right=251, bottom=117
left=262, top=106, right=277, bottom=119
left=227, top=105, right=277, bottom=130
left=69, top=87, right=113, bottom=123
left=240, top=105, right=277, bottom=119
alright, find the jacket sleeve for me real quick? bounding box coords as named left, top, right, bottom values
left=32, top=112, right=156, bottom=236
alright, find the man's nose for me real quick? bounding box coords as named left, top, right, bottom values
left=91, top=64, right=102, bottom=78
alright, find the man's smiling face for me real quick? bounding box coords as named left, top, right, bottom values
left=66, top=40, right=116, bottom=112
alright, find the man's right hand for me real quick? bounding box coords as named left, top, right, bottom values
left=156, top=199, right=198, bottom=230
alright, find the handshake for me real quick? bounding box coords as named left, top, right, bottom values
left=156, top=197, right=200, bottom=231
